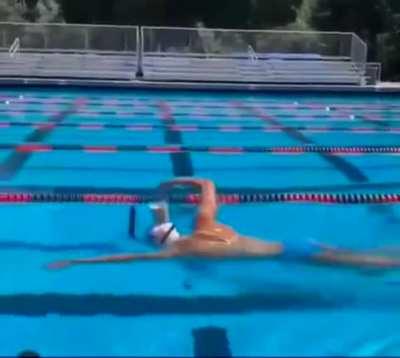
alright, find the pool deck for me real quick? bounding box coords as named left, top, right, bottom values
left=0, top=77, right=400, bottom=93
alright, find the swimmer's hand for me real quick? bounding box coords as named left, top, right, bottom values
left=160, top=177, right=211, bottom=190
left=46, top=260, right=73, bottom=270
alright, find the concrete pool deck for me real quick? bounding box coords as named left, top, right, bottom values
left=0, top=77, right=399, bottom=93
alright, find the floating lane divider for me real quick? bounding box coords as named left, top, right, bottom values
left=2, top=144, right=400, bottom=155
left=3, top=109, right=397, bottom=120
left=0, top=121, right=399, bottom=134
left=6, top=96, right=400, bottom=111
left=0, top=192, right=399, bottom=205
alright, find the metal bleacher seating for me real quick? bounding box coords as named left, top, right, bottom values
left=142, top=54, right=364, bottom=84
left=0, top=22, right=139, bottom=81
left=141, top=27, right=371, bottom=85
left=0, top=23, right=379, bottom=85
left=0, top=51, right=137, bottom=80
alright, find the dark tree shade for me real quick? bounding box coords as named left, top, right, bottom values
left=252, top=0, right=302, bottom=28
left=60, top=0, right=116, bottom=24
left=311, top=0, right=392, bottom=34
left=54, top=0, right=400, bottom=80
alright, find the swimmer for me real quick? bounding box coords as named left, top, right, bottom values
left=47, top=178, right=400, bottom=271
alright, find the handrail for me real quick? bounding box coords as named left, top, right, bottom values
left=8, top=37, right=20, bottom=58
left=142, top=25, right=357, bottom=36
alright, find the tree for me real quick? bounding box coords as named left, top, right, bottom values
left=311, top=0, right=393, bottom=58
left=251, top=0, right=302, bottom=28
left=59, top=0, right=111, bottom=24
left=113, top=0, right=165, bottom=26
left=0, top=0, right=25, bottom=22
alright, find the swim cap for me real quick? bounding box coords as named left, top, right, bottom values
left=151, top=222, right=181, bottom=246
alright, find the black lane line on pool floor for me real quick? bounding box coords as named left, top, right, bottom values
left=0, top=240, right=119, bottom=253
left=240, top=104, right=368, bottom=183
left=243, top=104, right=400, bottom=222
left=193, top=327, right=232, bottom=357
left=0, top=292, right=349, bottom=316
left=158, top=102, right=194, bottom=177
left=0, top=105, right=78, bottom=180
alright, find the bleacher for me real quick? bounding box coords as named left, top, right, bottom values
left=0, top=23, right=380, bottom=86
left=0, top=52, right=136, bottom=80
left=141, top=27, right=370, bottom=85
left=142, top=54, right=363, bottom=84
left=0, top=23, right=138, bottom=81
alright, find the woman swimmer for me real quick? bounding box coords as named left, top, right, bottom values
left=48, top=178, right=400, bottom=270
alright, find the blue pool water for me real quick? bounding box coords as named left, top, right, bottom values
left=0, top=87, right=400, bottom=356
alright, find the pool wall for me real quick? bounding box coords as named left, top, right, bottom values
left=0, top=77, right=399, bottom=94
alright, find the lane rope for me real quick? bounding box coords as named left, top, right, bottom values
left=0, top=121, right=398, bottom=134
left=0, top=108, right=393, bottom=121
left=2, top=144, right=400, bottom=155
left=4, top=97, right=400, bottom=112
left=0, top=191, right=399, bottom=205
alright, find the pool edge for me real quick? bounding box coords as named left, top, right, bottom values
left=0, top=77, right=399, bottom=93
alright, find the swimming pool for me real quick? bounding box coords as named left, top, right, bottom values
left=1, top=87, right=400, bottom=356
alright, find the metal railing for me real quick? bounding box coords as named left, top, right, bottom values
left=365, top=62, right=382, bottom=85
left=140, top=26, right=369, bottom=85
left=350, top=33, right=368, bottom=73
left=141, top=26, right=366, bottom=60
left=0, top=22, right=138, bottom=53
left=0, top=22, right=139, bottom=81
left=0, top=22, right=372, bottom=85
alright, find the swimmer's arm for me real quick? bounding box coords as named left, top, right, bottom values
left=47, top=250, right=178, bottom=270
left=160, top=178, right=218, bottom=224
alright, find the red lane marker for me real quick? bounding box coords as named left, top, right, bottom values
left=259, top=114, right=275, bottom=121
left=148, top=146, right=182, bottom=153
left=84, top=146, right=117, bottom=153
left=35, top=123, right=56, bottom=130
left=186, top=194, right=200, bottom=204
left=262, top=126, right=277, bottom=132
left=75, top=98, right=88, bottom=107
left=386, top=194, right=400, bottom=203
left=16, top=144, right=52, bottom=153
left=158, top=102, right=173, bottom=121
left=0, top=123, right=10, bottom=128
left=364, top=115, right=383, bottom=121
left=0, top=193, right=32, bottom=202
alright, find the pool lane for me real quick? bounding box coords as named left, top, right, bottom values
left=0, top=90, right=399, bottom=191
left=0, top=89, right=400, bottom=356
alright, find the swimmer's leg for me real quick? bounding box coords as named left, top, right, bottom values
left=282, top=238, right=396, bottom=270
left=313, top=249, right=400, bottom=269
